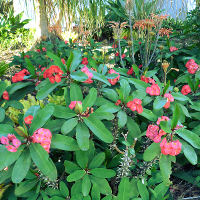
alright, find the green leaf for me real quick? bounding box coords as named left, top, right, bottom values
left=159, top=155, right=172, bottom=185
left=89, top=152, right=105, bottom=169
left=70, top=50, right=82, bottom=72
left=36, top=79, right=65, bottom=100
left=153, top=96, right=167, bottom=110
left=15, top=179, right=38, bottom=196
left=83, top=115, right=113, bottom=143
left=7, top=82, right=32, bottom=95
left=119, top=79, right=131, bottom=100
left=51, top=134, right=79, bottom=151
left=117, top=177, right=132, bottom=200
left=53, top=105, right=76, bottom=119
left=178, top=103, right=191, bottom=118
left=117, top=111, right=127, bottom=128
left=171, top=92, right=189, bottom=102
left=82, top=175, right=91, bottom=196
left=96, top=103, right=120, bottom=113
left=129, top=78, right=148, bottom=90
left=160, top=121, right=171, bottom=133
left=90, top=168, right=116, bottom=178
left=0, top=107, right=5, bottom=123
left=4, top=100, right=24, bottom=109
left=30, top=143, right=57, bottom=181
left=0, top=81, right=7, bottom=97
left=71, top=71, right=88, bottom=82
left=127, top=117, right=141, bottom=139
left=70, top=83, right=83, bottom=101
left=25, top=58, right=35, bottom=76
left=91, top=182, right=100, bottom=200
left=82, top=88, right=97, bottom=111
left=76, top=123, right=90, bottom=151
left=139, top=108, right=157, bottom=121
left=30, top=105, right=54, bottom=134
left=163, top=80, right=170, bottom=95
left=182, top=141, right=197, bottom=165
left=0, top=124, right=14, bottom=135
left=176, top=129, right=200, bottom=149
left=137, top=180, right=149, bottom=200
left=61, top=118, right=78, bottom=134
left=76, top=150, right=89, bottom=169
left=102, top=88, right=118, bottom=102
left=92, top=71, right=111, bottom=86
left=143, top=143, right=160, bottom=162
left=59, top=181, right=69, bottom=197
left=64, top=160, right=81, bottom=174
left=24, top=105, right=40, bottom=118
left=67, top=170, right=85, bottom=182
left=132, top=64, right=139, bottom=78
left=171, top=104, right=180, bottom=129
left=66, top=51, right=73, bottom=71
left=12, top=149, right=31, bottom=183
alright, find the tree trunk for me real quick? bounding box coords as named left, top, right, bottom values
left=35, top=0, right=49, bottom=40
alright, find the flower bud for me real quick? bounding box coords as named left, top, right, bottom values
left=162, top=61, right=170, bottom=73
left=75, top=101, right=83, bottom=114
left=174, top=87, right=179, bottom=92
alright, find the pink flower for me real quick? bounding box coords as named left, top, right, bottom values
left=81, top=66, right=93, bottom=84
left=170, top=140, right=182, bottom=156
left=108, top=69, right=120, bottom=85
left=159, top=129, right=167, bottom=136
left=7, top=134, right=16, bottom=141
left=127, top=99, right=143, bottom=114
left=61, top=58, right=66, bottom=64
left=69, top=101, right=82, bottom=110
left=115, top=100, right=121, bottom=106
left=181, top=85, right=191, bottom=95
left=157, top=116, right=170, bottom=125
left=115, top=52, right=119, bottom=57
left=141, top=76, right=155, bottom=84
left=138, top=64, right=142, bottom=68
left=170, top=46, right=178, bottom=52
left=65, top=40, right=68, bottom=44
left=146, top=125, right=159, bottom=142
left=163, top=93, right=174, bottom=109
left=24, top=115, right=33, bottom=124
left=2, top=91, right=9, bottom=100
left=146, top=84, right=160, bottom=96
left=121, top=54, right=126, bottom=59
left=0, top=136, right=9, bottom=145
left=185, top=59, right=199, bottom=74
left=12, top=139, right=21, bottom=148
left=36, top=49, right=41, bottom=53
left=6, top=145, right=17, bottom=152
left=42, top=47, right=47, bottom=52
left=127, top=68, right=133, bottom=75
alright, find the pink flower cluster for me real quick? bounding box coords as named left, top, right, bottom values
left=127, top=99, right=143, bottom=114
left=185, top=59, right=199, bottom=74
left=170, top=46, right=178, bottom=52
left=108, top=69, right=120, bottom=85
left=181, top=85, right=191, bottom=95
left=156, top=116, right=170, bottom=125
left=141, top=75, right=155, bottom=84
left=69, top=101, right=82, bottom=110
left=31, top=128, right=52, bottom=153
left=160, top=138, right=182, bottom=156
left=81, top=66, right=93, bottom=84
left=163, top=93, right=174, bottom=109
left=146, top=84, right=160, bottom=96
left=0, top=134, right=21, bottom=152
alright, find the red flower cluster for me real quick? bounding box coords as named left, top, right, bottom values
left=185, top=59, right=199, bottom=74
left=36, top=49, right=41, bottom=53
left=24, top=55, right=30, bottom=59
left=141, top=75, right=155, bottom=84
left=43, top=65, right=64, bottom=84
left=112, top=44, right=117, bottom=48
left=81, top=57, right=88, bottom=65
left=146, top=84, right=160, bottom=96
left=115, top=100, right=121, bottom=106
left=170, top=46, right=178, bottom=52
left=108, top=69, right=120, bottom=85
left=81, top=66, right=93, bottom=84
left=160, top=138, right=182, bottom=156
left=121, top=54, right=126, bottom=59
left=42, top=47, right=47, bottom=52
left=146, top=124, right=166, bottom=143
left=127, top=99, right=143, bottom=114
left=181, top=85, right=191, bottom=95
left=0, top=134, right=21, bottom=152
left=24, top=115, right=33, bottom=124
left=31, top=128, right=52, bottom=153
left=12, top=69, right=30, bottom=83
left=163, top=93, right=174, bottom=109
left=115, top=52, right=119, bottom=56
left=156, top=116, right=170, bottom=125
left=127, top=67, right=133, bottom=75
left=2, top=91, right=9, bottom=100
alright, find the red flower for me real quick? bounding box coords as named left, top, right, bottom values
left=127, top=67, right=133, bottom=75
left=112, top=44, right=117, bottom=48
left=61, top=58, right=66, bottom=64
left=69, top=101, right=82, bottom=110
left=2, top=91, right=9, bottom=100
left=115, top=100, right=121, bottom=106
left=141, top=76, right=155, bottom=84
left=43, top=65, right=64, bottom=84
left=170, top=46, right=178, bottom=52
left=138, top=42, right=142, bottom=45
left=185, top=59, right=199, bottom=74
left=163, top=93, right=174, bottom=109
left=181, top=85, right=191, bottom=95
left=81, top=66, right=93, bottom=84
left=146, top=125, right=160, bottom=143
left=115, top=52, right=119, bottom=56
left=127, top=98, right=143, bottom=114
left=123, top=36, right=127, bottom=40
left=12, top=69, right=30, bottom=83
left=42, top=47, right=47, bottom=52
left=24, top=55, right=30, bottom=59
left=121, top=54, right=126, bottom=59
left=81, top=57, right=88, bottom=65
left=156, top=116, right=169, bottom=125
left=108, top=69, right=120, bottom=85
left=138, top=64, right=142, bottom=68
left=65, top=40, right=68, bottom=44
left=36, top=49, right=41, bottom=53
left=146, top=84, right=160, bottom=96
left=24, top=115, right=33, bottom=124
